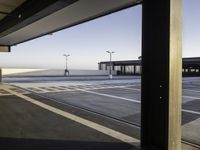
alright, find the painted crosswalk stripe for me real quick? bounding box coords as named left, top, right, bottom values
left=182, top=109, right=200, bottom=115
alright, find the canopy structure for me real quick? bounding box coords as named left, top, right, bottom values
left=0, top=0, right=141, bottom=47
left=0, top=1, right=183, bottom=150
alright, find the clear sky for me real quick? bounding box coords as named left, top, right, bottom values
left=0, top=0, right=200, bottom=70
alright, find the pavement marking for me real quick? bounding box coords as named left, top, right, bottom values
left=0, top=87, right=29, bottom=96
left=23, top=84, right=141, bottom=94
left=0, top=89, right=11, bottom=96
left=118, top=87, right=141, bottom=91
left=0, top=93, right=12, bottom=96
left=183, top=88, right=200, bottom=93
left=182, top=109, right=200, bottom=115
left=79, top=89, right=200, bottom=116
left=115, top=87, right=200, bottom=100
left=4, top=83, right=200, bottom=115
left=182, top=95, right=200, bottom=99
left=2, top=84, right=139, bottom=145
left=79, top=89, right=141, bottom=104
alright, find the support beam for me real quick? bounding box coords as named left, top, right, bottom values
left=0, top=45, right=10, bottom=52
left=141, top=0, right=182, bottom=150
left=0, top=0, right=78, bottom=38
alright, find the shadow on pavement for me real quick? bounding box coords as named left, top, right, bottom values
left=0, top=137, right=139, bottom=150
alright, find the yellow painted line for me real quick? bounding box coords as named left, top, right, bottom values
left=0, top=93, right=12, bottom=96
left=2, top=84, right=139, bottom=145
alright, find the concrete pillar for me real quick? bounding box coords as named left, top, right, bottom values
left=141, top=0, right=182, bottom=150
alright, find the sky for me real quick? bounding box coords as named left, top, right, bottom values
left=0, top=0, right=200, bottom=70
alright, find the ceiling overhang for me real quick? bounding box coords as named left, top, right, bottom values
left=0, top=0, right=141, bottom=46
left=0, top=0, right=78, bottom=39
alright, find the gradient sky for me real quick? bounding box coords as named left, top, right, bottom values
left=0, top=0, right=200, bottom=70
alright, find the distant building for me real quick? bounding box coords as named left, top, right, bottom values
left=99, top=57, right=200, bottom=76
left=98, top=60, right=141, bottom=75
left=182, top=57, right=200, bottom=76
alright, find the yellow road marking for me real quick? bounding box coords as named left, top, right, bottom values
left=0, top=93, right=12, bottom=96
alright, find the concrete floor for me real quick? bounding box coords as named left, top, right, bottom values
left=0, top=94, right=138, bottom=150
left=0, top=76, right=199, bottom=149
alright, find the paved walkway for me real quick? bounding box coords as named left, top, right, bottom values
left=0, top=82, right=199, bottom=150
left=0, top=83, right=139, bottom=150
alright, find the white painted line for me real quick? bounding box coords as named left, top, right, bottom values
left=182, top=109, right=200, bottom=115
left=100, top=87, right=200, bottom=100
left=182, top=95, right=200, bottom=99
left=118, top=87, right=141, bottom=91
left=117, top=84, right=140, bottom=88
left=6, top=84, right=200, bottom=117
left=79, top=89, right=200, bottom=116
left=2, top=84, right=139, bottom=145
left=183, top=88, right=200, bottom=93
left=79, top=89, right=141, bottom=104
left=182, top=81, right=191, bottom=83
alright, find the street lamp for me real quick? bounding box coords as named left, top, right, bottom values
left=106, top=51, right=115, bottom=79
left=63, top=54, right=70, bottom=76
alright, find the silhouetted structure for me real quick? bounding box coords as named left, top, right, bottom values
left=99, top=57, right=200, bottom=76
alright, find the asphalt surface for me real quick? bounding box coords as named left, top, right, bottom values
left=0, top=76, right=200, bottom=149
left=0, top=95, right=137, bottom=150
left=3, top=75, right=139, bottom=83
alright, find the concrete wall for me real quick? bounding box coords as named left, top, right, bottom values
left=4, top=69, right=116, bottom=77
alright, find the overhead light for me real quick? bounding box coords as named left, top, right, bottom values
left=18, top=14, right=22, bottom=18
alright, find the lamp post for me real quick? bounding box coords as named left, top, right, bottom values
left=106, top=51, right=114, bottom=79
left=63, top=54, right=70, bottom=76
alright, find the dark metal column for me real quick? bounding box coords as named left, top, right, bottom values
left=141, top=0, right=182, bottom=150
left=98, top=63, right=101, bottom=70
left=134, top=65, right=136, bottom=75
left=123, top=65, right=126, bottom=75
